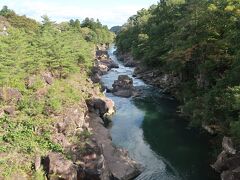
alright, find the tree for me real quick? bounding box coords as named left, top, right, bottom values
left=0, top=5, right=14, bottom=16
left=41, top=15, right=55, bottom=27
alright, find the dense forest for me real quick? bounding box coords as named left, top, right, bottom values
left=116, top=0, right=240, bottom=139
left=0, top=6, right=114, bottom=179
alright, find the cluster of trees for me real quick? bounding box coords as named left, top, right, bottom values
left=0, top=6, right=115, bottom=83
left=0, top=6, right=114, bottom=178
left=0, top=5, right=39, bottom=31
left=110, top=26, right=122, bottom=34
left=116, top=0, right=240, bottom=138
left=0, top=6, right=115, bottom=43
left=68, top=17, right=115, bottom=43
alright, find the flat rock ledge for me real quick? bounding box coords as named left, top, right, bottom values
left=211, top=136, right=240, bottom=180
left=87, top=113, right=141, bottom=180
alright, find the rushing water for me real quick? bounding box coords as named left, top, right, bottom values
left=101, top=46, right=219, bottom=180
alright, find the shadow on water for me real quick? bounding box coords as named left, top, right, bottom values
left=133, top=95, right=219, bottom=180
left=102, top=46, right=219, bottom=180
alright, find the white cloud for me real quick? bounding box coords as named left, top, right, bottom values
left=0, top=0, right=158, bottom=27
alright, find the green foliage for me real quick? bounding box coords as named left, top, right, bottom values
left=69, top=19, right=81, bottom=29
left=0, top=6, right=39, bottom=32
left=116, top=0, right=240, bottom=136
left=80, top=17, right=115, bottom=43
left=46, top=80, right=82, bottom=113
left=0, top=115, right=62, bottom=154
left=18, top=96, right=45, bottom=116
left=33, top=168, right=46, bottom=180
left=0, top=5, right=14, bottom=16
left=0, top=8, right=114, bottom=178
left=110, top=26, right=122, bottom=34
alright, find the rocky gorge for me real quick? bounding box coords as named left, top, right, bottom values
left=43, top=45, right=141, bottom=180
left=0, top=44, right=141, bottom=180
left=114, top=50, right=240, bottom=180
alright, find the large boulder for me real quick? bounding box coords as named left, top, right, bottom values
left=211, top=150, right=229, bottom=172
left=0, top=88, right=22, bottom=103
left=124, top=60, right=137, bottom=67
left=86, top=97, right=115, bottom=123
left=81, top=142, right=111, bottom=180
left=105, top=59, right=119, bottom=69
left=212, top=137, right=240, bottom=180
left=91, top=73, right=101, bottom=83
left=92, top=46, right=119, bottom=84
left=223, top=137, right=236, bottom=155
left=41, top=72, right=54, bottom=85
left=112, top=75, right=134, bottom=98
left=221, top=168, right=240, bottom=180
left=116, top=52, right=138, bottom=67
left=44, top=152, right=78, bottom=180
left=87, top=113, right=141, bottom=180
left=98, top=63, right=109, bottom=75
left=55, top=104, right=87, bottom=136
left=95, top=59, right=119, bottom=75
left=133, top=66, right=181, bottom=93
left=96, top=50, right=109, bottom=59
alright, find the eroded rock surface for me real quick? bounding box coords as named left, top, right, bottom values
left=112, top=75, right=135, bottom=98
left=0, top=87, right=22, bottom=103
left=116, top=52, right=137, bottom=67
left=45, top=152, right=78, bottom=180
left=87, top=113, right=141, bottom=180
left=91, top=46, right=119, bottom=83
left=86, top=97, right=115, bottom=123
left=212, top=136, right=240, bottom=180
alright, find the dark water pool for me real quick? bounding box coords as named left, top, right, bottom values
left=101, top=46, right=219, bottom=180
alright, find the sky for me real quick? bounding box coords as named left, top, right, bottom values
left=0, top=0, right=159, bottom=27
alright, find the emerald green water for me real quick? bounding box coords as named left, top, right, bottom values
left=101, top=47, right=219, bottom=180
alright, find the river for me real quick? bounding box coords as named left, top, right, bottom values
left=101, top=46, right=219, bottom=180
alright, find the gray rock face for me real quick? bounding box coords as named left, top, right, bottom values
left=116, top=52, right=137, bottom=67
left=86, top=97, right=115, bottom=123
left=3, top=106, right=15, bottom=116
left=221, top=168, right=240, bottom=180
left=92, top=47, right=119, bottom=84
left=55, top=104, right=87, bottom=136
left=211, top=150, right=229, bottom=172
left=91, top=73, right=101, bottom=83
left=113, top=90, right=133, bottom=98
left=80, top=143, right=112, bottom=180
left=133, top=66, right=181, bottom=94
left=212, top=137, right=240, bottom=180
left=41, top=72, right=54, bottom=85
left=112, top=75, right=134, bottom=98
left=45, top=152, right=78, bottom=180
left=87, top=113, right=141, bottom=180
left=222, top=137, right=236, bottom=155
left=0, top=88, right=22, bottom=103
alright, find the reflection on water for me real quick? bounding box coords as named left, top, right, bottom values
left=101, top=46, right=218, bottom=180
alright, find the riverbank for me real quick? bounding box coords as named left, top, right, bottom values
left=0, top=44, right=140, bottom=179
left=114, top=50, right=240, bottom=180
left=42, top=45, right=141, bottom=180
left=99, top=46, right=219, bottom=180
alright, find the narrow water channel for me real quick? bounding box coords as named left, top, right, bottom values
left=101, top=46, right=219, bottom=180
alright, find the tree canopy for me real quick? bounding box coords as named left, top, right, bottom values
left=116, top=0, right=240, bottom=138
